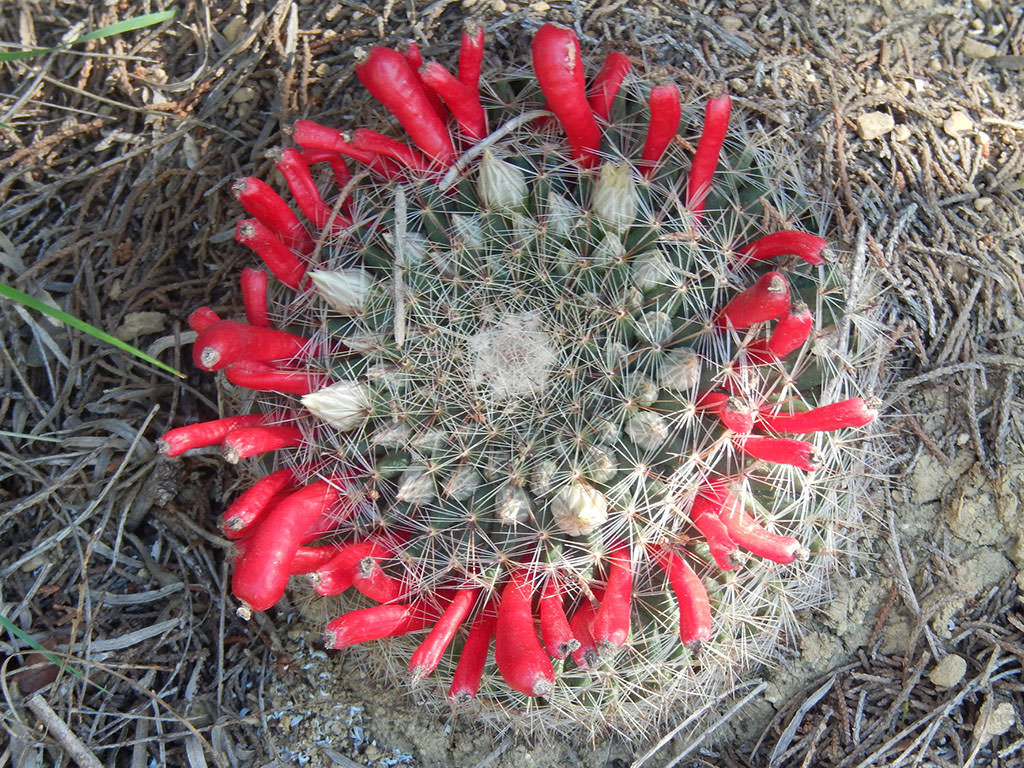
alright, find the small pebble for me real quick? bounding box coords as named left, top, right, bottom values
left=530, top=0, right=550, bottom=10
left=222, top=16, right=248, bottom=44
left=490, top=0, right=507, bottom=10
left=115, top=311, right=167, bottom=341
left=929, top=653, right=967, bottom=688
left=892, top=124, right=911, bottom=141
left=943, top=111, right=974, bottom=137
left=720, top=15, right=743, bottom=31
left=232, top=85, right=258, bottom=104
left=974, top=0, right=992, bottom=9
left=973, top=196, right=993, bottom=211
left=856, top=111, right=894, bottom=140
left=982, top=702, right=1016, bottom=736
left=961, top=38, right=997, bottom=59
left=728, top=77, right=748, bottom=94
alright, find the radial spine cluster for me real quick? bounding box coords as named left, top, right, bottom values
left=160, top=23, right=879, bottom=738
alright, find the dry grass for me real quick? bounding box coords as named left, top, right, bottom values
left=1, top=1, right=1022, bottom=766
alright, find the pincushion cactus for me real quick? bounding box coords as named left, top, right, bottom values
left=160, top=23, right=878, bottom=739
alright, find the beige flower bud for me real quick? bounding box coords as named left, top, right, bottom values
left=660, top=347, right=702, bottom=391
left=396, top=468, right=435, bottom=504
left=591, top=162, right=637, bottom=233
left=626, top=410, right=669, bottom=450
left=546, top=190, right=582, bottom=237
left=310, top=269, right=372, bottom=315
left=301, top=380, right=370, bottom=431
left=550, top=480, right=608, bottom=536
left=479, top=149, right=527, bottom=211
left=496, top=484, right=531, bottom=525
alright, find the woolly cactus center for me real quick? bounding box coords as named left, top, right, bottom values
left=469, top=312, right=558, bottom=400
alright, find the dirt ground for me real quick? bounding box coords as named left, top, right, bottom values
left=2, top=1, right=1023, bottom=766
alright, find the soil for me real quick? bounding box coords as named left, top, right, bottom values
left=2, top=1, right=1022, bottom=767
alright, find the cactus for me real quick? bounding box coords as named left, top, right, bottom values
left=161, top=23, right=879, bottom=740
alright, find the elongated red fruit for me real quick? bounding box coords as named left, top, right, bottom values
left=293, top=121, right=403, bottom=178
left=287, top=544, right=338, bottom=574
left=590, top=542, right=633, bottom=649
left=568, top=593, right=599, bottom=669
left=309, top=537, right=399, bottom=596
left=419, top=61, right=488, bottom=141
left=746, top=300, right=815, bottom=363
left=449, top=599, right=497, bottom=701
left=651, top=545, right=712, bottom=647
left=232, top=176, right=313, bottom=255
left=587, top=51, right=631, bottom=122
left=351, top=555, right=404, bottom=603
left=232, top=479, right=342, bottom=613
left=188, top=306, right=221, bottom=333
left=409, top=587, right=479, bottom=681
left=158, top=414, right=266, bottom=457
left=696, top=391, right=756, bottom=433
left=758, top=397, right=879, bottom=433
left=234, top=219, right=306, bottom=289
left=539, top=577, right=579, bottom=660
left=640, top=84, right=681, bottom=176
left=355, top=47, right=455, bottom=165
left=222, top=424, right=303, bottom=463
left=399, top=40, right=448, bottom=124
left=193, top=320, right=309, bottom=371
left=325, top=601, right=433, bottom=649
left=233, top=537, right=336, bottom=574
left=495, top=570, right=554, bottom=697
left=457, top=24, right=485, bottom=89
left=273, top=147, right=349, bottom=231
left=300, top=148, right=352, bottom=192
left=224, top=361, right=322, bottom=395
left=240, top=267, right=269, bottom=327
left=735, top=435, right=820, bottom=471
left=717, top=492, right=808, bottom=564
left=715, top=272, right=790, bottom=330
left=736, top=230, right=828, bottom=266
left=687, top=489, right=741, bottom=571
left=686, top=92, right=731, bottom=219
left=531, top=24, right=602, bottom=168
left=349, top=128, right=432, bottom=173
left=767, top=301, right=814, bottom=356
left=221, top=467, right=297, bottom=538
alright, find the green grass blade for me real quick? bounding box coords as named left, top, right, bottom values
left=0, top=281, right=185, bottom=379
left=0, top=613, right=111, bottom=693
left=74, top=10, right=179, bottom=44
left=0, top=9, right=178, bottom=63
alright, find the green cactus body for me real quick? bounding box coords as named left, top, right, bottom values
left=164, top=23, right=879, bottom=740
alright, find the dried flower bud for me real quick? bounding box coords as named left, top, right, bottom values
left=451, top=214, right=484, bottom=249
left=593, top=232, right=626, bottom=266
left=496, top=484, right=531, bottom=524
left=626, top=410, right=669, bottom=450
left=632, top=249, right=674, bottom=291
left=530, top=459, right=558, bottom=495
left=550, top=480, right=608, bottom=536
left=479, top=149, right=527, bottom=211
left=311, top=269, right=372, bottom=315
left=637, top=311, right=673, bottom=345
left=546, top=190, right=582, bottom=237
left=396, top=468, right=436, bottom=504
left=660, top=347, right=701, bottom=391
left=584, top=445, right=618, bottom=483
left=301, top=380, right=371, bottom=431
left=592, top=162, right=637, bottom=233
left=445, top=466, right=483, bottom=501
